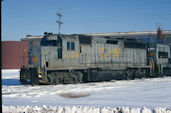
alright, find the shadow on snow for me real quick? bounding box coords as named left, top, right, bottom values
left=2, top=79, right=21, bottom=86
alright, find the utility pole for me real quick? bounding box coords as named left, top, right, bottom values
left=56, top=8, right=63, bottom=34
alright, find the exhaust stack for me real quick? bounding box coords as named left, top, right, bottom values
left=157, top=25, right=162, bottom=39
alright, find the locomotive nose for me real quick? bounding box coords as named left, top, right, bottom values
left=20, top=66, right=40, bottom=85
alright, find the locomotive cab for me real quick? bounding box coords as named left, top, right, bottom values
left=20, top=33, right=83, bottom=85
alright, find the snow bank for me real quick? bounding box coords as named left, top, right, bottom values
left=2, top=106, right=171, bottom=113
left=2, top=69, right=20, bottom=86
left=2, top=69, right=20, bottom=73
left=2, top=69, right=20, bottom=79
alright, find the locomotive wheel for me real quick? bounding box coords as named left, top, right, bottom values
left=58, top=77, right=64, bottom=84
left=47, top=71, right=83, bottom=84
left=69, top=77, right=76, bottom=84
left=48, top=76, right=55, bottom=85
left=123, top=71, right=128, bottom=80
left=140, top=69, right=146, bottom=78
left=77, top=71, right=83, bottom=83
left=126, top=69, right=134, bottom=80
left=135, top=70, right=140, bottom=79
left=144, top=69, right=150, bottom=78
left=136, top=69, right=145, bottom=79
left=31, top=75, right=39, bottom=85
left=48, top=72, right=62, bottom=85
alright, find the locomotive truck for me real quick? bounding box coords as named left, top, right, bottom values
left=20, top=32, right=171, bottom=85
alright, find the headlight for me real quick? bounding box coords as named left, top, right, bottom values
left=38, top=75, right=42, bottom=78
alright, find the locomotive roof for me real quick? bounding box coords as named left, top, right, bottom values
left=44, top=33, right=90, bottom=41
left=42, top=33, right=148, bottom=44
left=44, top=34, right=77, bottom=40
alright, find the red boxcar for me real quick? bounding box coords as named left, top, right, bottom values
left=2, top=41, right=28, bottom=69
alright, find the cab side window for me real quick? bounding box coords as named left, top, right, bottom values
left=71, top=42, right=75, bottom=50
left=67, top=42, right=75, bottom=50
left=67, top=42, right=70, bottom=50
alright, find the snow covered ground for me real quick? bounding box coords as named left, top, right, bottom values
left=2, top=69, right=171, bottom=112
left=2, top=105, right=171, bottom=113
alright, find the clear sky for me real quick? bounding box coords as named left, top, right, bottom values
left=2, top=0, right=171, bottom=41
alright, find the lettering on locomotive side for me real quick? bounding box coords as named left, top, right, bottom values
left=67, top=51, right=70, bottom=57
left=113, top=48, right=120, bottom=57
left=101, top=48, right=104, bottom=58
left=71, top=51, right=75, bottom=58
left=63, top=51, right=79, bottom=58
left=101, top=48, right=120, bottom=58
left=31, top=56, right=39, bottom=62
